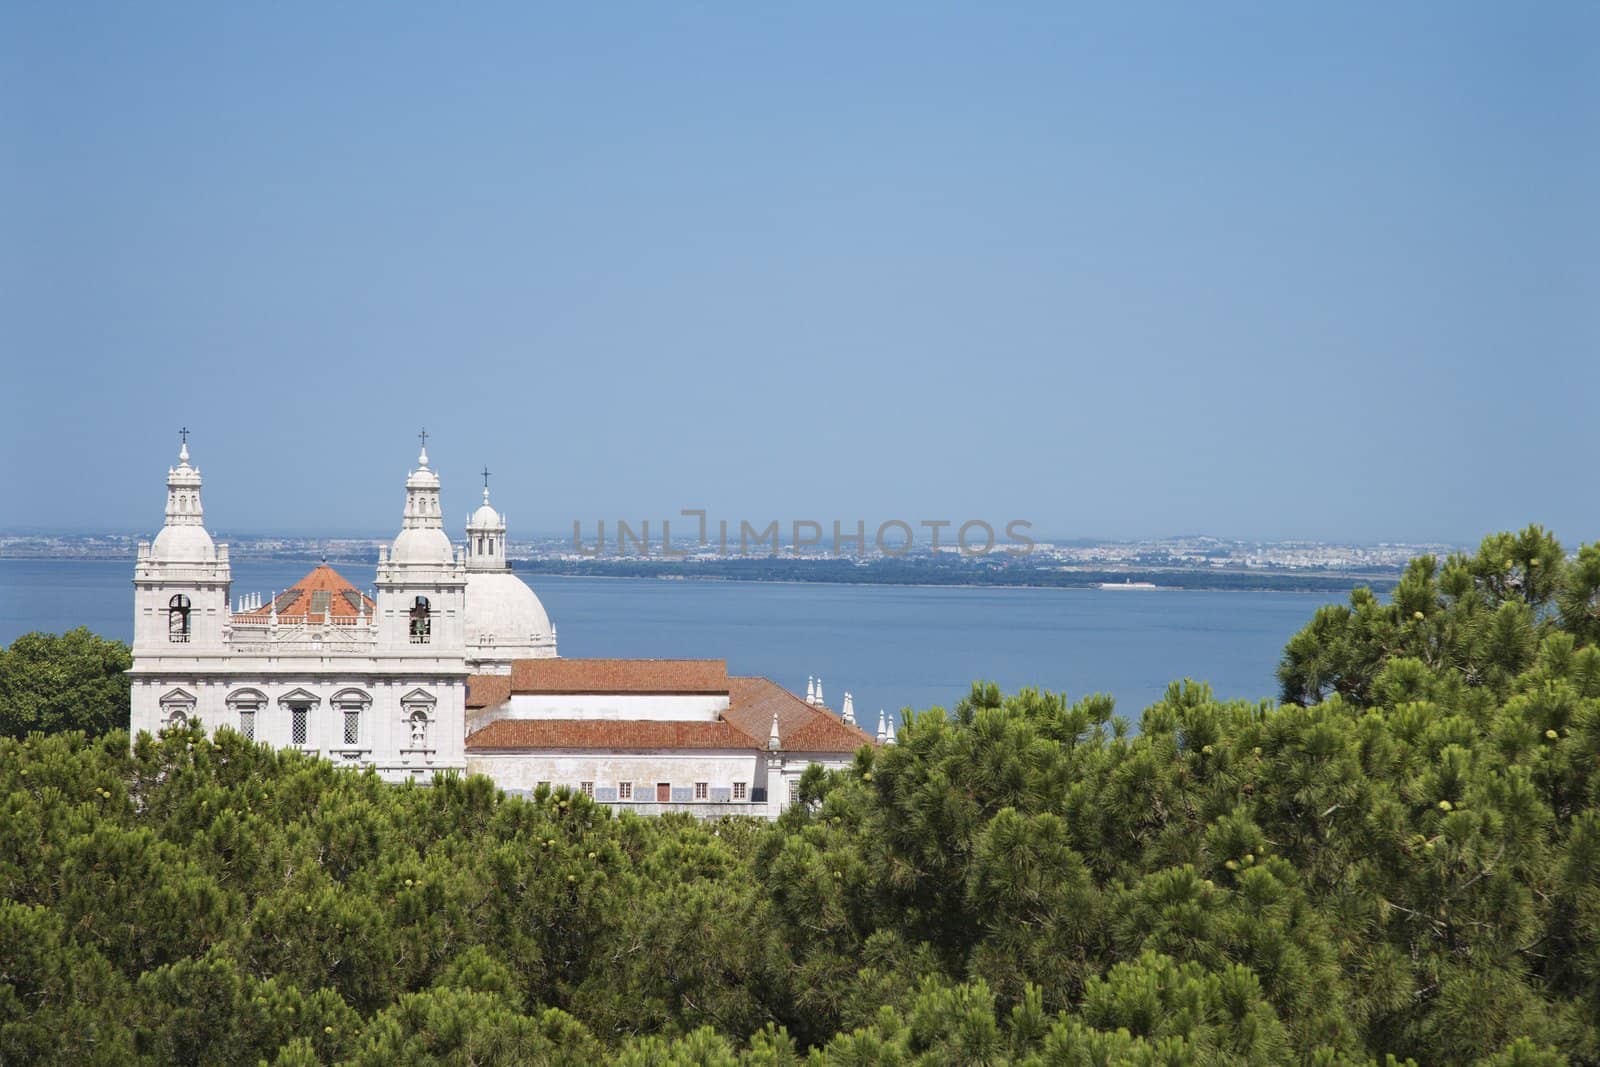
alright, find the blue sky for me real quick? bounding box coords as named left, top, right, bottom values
left=3, top=3, right=1596, bottom=543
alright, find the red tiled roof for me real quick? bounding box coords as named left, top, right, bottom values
left=467, top=718, right=759, bottom=751
left=466, top=674, right=512, bottom=709
left=507, top=658, right=729, bottom=695
left=724, top=676, right=877, bottom=754
left=465, top=661, right=876, bottom=756
left=232, top=563, right=375, bottom=622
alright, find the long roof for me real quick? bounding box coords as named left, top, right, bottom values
left=465, top=718, right=759, bottom=751
left=505, top=658, right=730, bottom=695
left=464, top=665, right=876, bottom=755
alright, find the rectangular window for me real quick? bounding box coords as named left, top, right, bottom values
left=694, top=781, right=708, bottom=800
left=580, top=781, right=594, bottom=797
left=733, top=781, right=746, bottom=800
left=343, top=708, right=360, bottom=746
left=239, top=708, right=256, bottom=741
left=291, top=708, right=308, bottom=746
left=618, top=781, right=632, bottom=800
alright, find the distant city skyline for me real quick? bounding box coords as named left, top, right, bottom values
left=4, top=4, right=1597, bottom=544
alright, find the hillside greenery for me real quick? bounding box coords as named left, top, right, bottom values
left=3, top=525, right=1600, bottom=1065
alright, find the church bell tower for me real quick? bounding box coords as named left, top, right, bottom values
left=374, top=432, right=467, bottom=653
left=132, top=431, right=231, bottom=654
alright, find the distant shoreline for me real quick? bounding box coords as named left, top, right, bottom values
left=0, top=554, right=1388, bottom=596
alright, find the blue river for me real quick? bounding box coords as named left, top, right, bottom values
left=0, top=559, right=1337, bottom=723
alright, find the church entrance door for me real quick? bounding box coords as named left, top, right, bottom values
left=656, top=783, right=670, bottom=803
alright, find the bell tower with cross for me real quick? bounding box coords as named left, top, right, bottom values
left=129, top=428, right=235, bottom=739
left=132, top=427, right=232, bottom=653
left=374, top=429, right=468, bottom=653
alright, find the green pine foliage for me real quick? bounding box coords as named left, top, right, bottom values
left=3, top=526, right=1600, bottom=1064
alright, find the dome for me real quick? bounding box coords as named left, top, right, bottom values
left=150, top=523, right=215, bottom=562
left=469, top=501, right=502, bottom=530
left=465, top=571, right=556, bottom=662
left=390, top=526, right=454, bottom=565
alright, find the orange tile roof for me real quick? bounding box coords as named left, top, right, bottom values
left=464, top=661, right=875, bottom=756
left=724, top=676, right=877, bottom=754
left=232, top=563, right=375, bottom=623
left=507, top=658, right=729, bottom=695
left=466, top=674, right=512, bottom=709
left=467, top=718, right=759, bottom=751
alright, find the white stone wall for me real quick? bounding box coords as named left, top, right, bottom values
left=502, top=693, right=729, bottom=722
left=466, top=747, right=859, bottom=817
left=467, top=748, right=763, bottom=803
left=130, top=664, right=467, bottom=783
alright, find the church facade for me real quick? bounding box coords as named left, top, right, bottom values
left=128, top=437, right=880, bottom=814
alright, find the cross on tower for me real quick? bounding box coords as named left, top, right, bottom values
left=179, top=427, right=190, bottom=445
left=481, top=466, right=491, bottom=489
left=418, top=428, right=428, bottom=449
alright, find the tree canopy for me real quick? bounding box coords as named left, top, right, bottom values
left=0, top=626, right=130, bottom=738
left=4, top=527, right=1600, bottom=1064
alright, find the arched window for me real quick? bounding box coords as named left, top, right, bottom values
left=168, top=594, right=191, bottom=642
left=409, top=596, right=431, bottom=643
left=488, top=538, right=495, bottom=554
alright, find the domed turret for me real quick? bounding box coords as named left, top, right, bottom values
left=465, top=468, right=507, bottom=573
left=462, top=469, right=556, bottom=672
left=374, top=431, right=467, bottom=654
left=133, top=430, right=232, bottom=655
left=150, top=438, right=217, bottom=562
left=389, top=439, right=454, bottom=566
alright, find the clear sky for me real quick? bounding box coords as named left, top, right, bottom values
left=3, top=3, right=1596, bottom=543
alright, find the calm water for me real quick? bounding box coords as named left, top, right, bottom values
left=0, top=559, right=1334, bottom=720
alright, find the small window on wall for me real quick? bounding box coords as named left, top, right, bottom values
left=732, top=782, right=747, bottom=801
left=227, top=690, right=265, bottom=741
left=168, top=594, right=191, bottom=642
left=332, top=690, right=370, bottom=748
left=409, top=596, right=431, bottom=643
left=694, top=781, right=708, bottom=800
left=580, top=781, right=594, bottom=797
left=618, top=782, right=633, bottom=800
left=291, top=707, right=308, bottom=746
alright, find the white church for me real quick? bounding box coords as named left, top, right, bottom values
left=128, top=435, right=886, bottom=817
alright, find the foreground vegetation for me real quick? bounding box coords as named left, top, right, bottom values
left=3, top=526, right=1600, bottom=1065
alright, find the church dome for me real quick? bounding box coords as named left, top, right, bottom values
left=465, top=570, right=556, bottom=664
left=470, top=500, right=502, bottom=529
left=151, top=522, right=215, bottom=561
left=390, top=526, right=454, bottom=565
